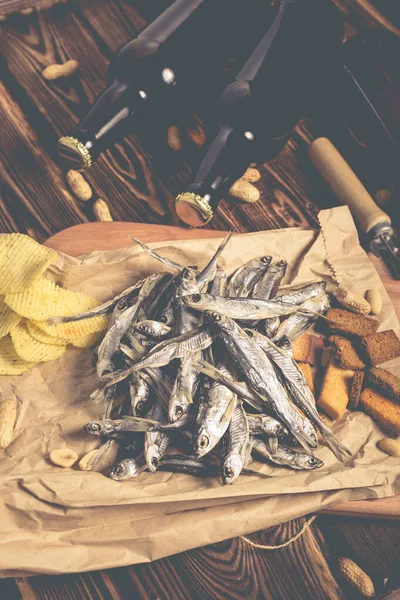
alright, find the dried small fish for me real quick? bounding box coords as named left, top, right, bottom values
left=193, top=364, right=237, bottom=457
left=97, top=274, right=162, bottom=376
left=207, top=311, right=316, bottom=451
left=184, top=294, right=301, bottom=320
left=252, top=438, right=323, bottom=470
left=246, top=413, right=287, bottom=437
left=253, top=260, right=287, bottom=335
left=134, top=320, right=172, bottom=339
left=109, top=451, right=147, bottom=480
left=130, top=375, right=153, bottom=417
left=145, top=403, right=169, bottom=471
left=48, top=280, right=143, bottom=325
left=252, top=260, right=287, bottom=300
left=168, top=355, right=199, bottom=422
left=275, top=281, right=326, bottom=306
left=159, top=454, right=220, bottom=477
left=103, top=328, right=213, bottom=387
left=210, top=267, right=227, bottom=297
left=250, top=330, right=350, bottom=461
left=275, top=294, right=330, bottom=342
left=221, top=402, right=252, bottom=484
left=228, top=256, right=272, bottom=298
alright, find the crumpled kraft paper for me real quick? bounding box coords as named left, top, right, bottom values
left=1, top=206, right=399, bottom=577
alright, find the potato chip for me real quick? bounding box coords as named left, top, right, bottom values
left=0, top=335, right=36, bottom=375
left=72, top=331, right=102, bottom=349
left=5, top=277, right=100, bottom=321
left=26, top=320, right=69, bottom=346
left=10, top=321, right=66, bottom=363
left=0, top=234, right=58, bottom=294
left=0, top=296, right=22, bottom=339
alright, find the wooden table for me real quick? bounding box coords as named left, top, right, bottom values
left=1, top=1, right=400, bottom=598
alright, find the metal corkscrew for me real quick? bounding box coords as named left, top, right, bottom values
left=309, top=137, right=400, bottom=279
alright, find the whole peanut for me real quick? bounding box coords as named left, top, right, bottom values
left=93, top=198, right=113, bottom=222
left=366, top=289, right=382, bottom=316
left=0, top=398, right=17, bottom=449
left=42, top=60, right=79, bottom=81
left=338, top=557, right=375, bottom=598
left=378, top=438, right=400, bottom=458
left=332, top=287, right=371, bottom=315
left=167, top=125, right=183, bottom=151
left=50, top=448, right=79, bottom=467
left=242, top=167, right=261, bottom=183
left=66, top=170, right=92, bottom=201
left=229, top=179, right=260, bottom=203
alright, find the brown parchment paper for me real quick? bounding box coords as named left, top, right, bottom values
left=1, top=206, right=399, bottom=578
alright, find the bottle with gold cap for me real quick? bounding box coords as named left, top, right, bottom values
left=176, top=0, right=344, bottom=226
left=58, top=0, right=272, bottom=171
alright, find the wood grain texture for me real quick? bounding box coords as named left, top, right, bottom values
left=1, top=0, right=400, bottom=598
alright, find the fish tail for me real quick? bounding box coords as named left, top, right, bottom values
left=97, top=359, right=114, bottom=378
left=289, top=427, right=315, bottom=454
left=318, top=422, right=352, bottom=461
left=48, top=315, right=68, bottom=324
left=90, top=386, right=107, bottom=404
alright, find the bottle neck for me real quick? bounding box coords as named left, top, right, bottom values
left=187, top=125, right=254, bottom=212
left=68, top=80, right=148, bottom=163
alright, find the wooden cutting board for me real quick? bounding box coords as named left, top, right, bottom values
left=46, top=221, right=400, bottom=520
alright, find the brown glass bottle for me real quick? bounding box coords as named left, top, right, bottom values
left=341, top=30, right=400, bottom=189
left=58, top=0, right=272, bottom=171
left=176, top=0, right=344, bottom=226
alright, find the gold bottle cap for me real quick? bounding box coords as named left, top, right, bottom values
left=175, top=192, right=213, bottom=227
left=58, top=136, right=92, bottom=171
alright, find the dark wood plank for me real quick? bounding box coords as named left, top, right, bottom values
left=0, top=78, right=87, bottom=240
left=318, top=516, right=400, bottom=596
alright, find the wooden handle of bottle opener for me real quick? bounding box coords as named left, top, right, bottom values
left=308, top=137, right=390, bottom=234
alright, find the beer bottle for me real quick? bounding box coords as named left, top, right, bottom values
left=58, top=0, right=272, bottom=171
left=176, top=0, right=344, bottom=226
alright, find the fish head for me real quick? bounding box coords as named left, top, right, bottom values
left=193, top=426, right=219, bottom=458
left=278, top=336, right=292, bottom=352
left=135, top=321, right=151, bottom=335
left=168, top=394, right=190, bottom=423
left=294, top=453, right=323, bottom=470
left=116, top=298, right=129, bottom=312
left=109, top=459, right=140, bottom=480
left=145, top=443, right=161, bottom=472
left=204, top=310, right=228, bottom=327
left=183, top=293, right=210, bottom=311
left=222, top=454, right=243, bottom=485
left=177, top=268, right=200, bottom=296
left=159, top=309, right=173, bottom=327
left=84, top=420, right=110, bottom=436
left=97, top=359, right=114, bottom=377
left=132, top=398, right=149, bottom=417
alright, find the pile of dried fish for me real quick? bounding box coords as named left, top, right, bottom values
left=51, top=234, right=351, bottom=483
